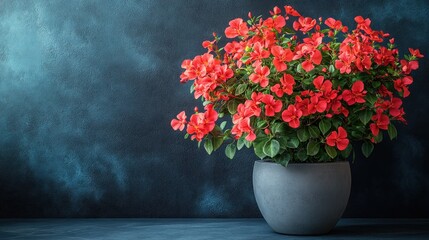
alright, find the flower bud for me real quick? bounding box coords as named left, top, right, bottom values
left=264, top=128, right=271, bottom=135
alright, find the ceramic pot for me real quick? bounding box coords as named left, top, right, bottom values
left=253, top=160, right=351, bottom=235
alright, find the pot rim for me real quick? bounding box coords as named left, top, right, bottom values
left=255, top=159, right=350, bottom=166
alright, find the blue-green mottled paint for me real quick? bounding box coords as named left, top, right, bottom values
left=0, top=0, right=428, bottom=217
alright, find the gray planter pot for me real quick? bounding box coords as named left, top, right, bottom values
left=253, top=160, right=351, bottom=235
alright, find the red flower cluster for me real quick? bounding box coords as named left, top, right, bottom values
left=172, top=105, right=218, bottom=141
left=172, top=5, right=423, bottom=162
left=326, top=127, right=350, bottom=151
left=180, top=53, right=233, bottom=101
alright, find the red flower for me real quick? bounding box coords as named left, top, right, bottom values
left=342, top=80, right=367, bottom=105
left=224, top=41, right=245, bottom=60
left=409, top=48, right=424, bottom=58
left=263, top=15, right=286, bottom=32
left=231, top=103, right=257, bottom=142
left=376, top=97, right=403, bottom=118
left=293, top=17, right=316, bottom=33
left=231, top=116, right=256, bottom=142
left=313, top=76, right=338, bottom=103
left=387, top=97, right=403, bottom=117
left=202, top=39, right=216, bottom=53
left=249, top=65, right=270, bottom=88
left=354, top=16, right=373, bottom=34
left=284, top=5, right=301, bottom=17
left=370, top=110, right=390, bottom=136
left=325, top=17, right=343, bottom=30
left=225, top=18, right=249, bottom=38
left=204, top=104, right=218, bottom=125
left=335, top=58, right=352, bottom=74
left=282, top=105, right=303, bottom=128
left=250, top=42, right=270, bottom=61
left=271, top=45, right=294, bottom=72
left=326, top=127, right=349, bottom=151
left=186, top=105, right=218, bottom=141
left=294, top=38, right=322, bottom=72
left=301, top=50, right=322, bottom=72
left=261, top=94, right=283, bottom=117
left=271, top=73, right=295, bottom=97
left=309, top=95, right=328, bottom=113
left=270, top=6, right=282, bottom=15
left=171, top=111, right=187, bottom=131
left=400, top=60, right=419, bottom=74
left=214, top=65, right=234, bottom=81
left=294, top=95, right=311, bottom=117
left=394, top=76, right=413, bottom=97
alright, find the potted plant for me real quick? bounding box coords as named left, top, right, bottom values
left=171, top=5, right=423, bottom=235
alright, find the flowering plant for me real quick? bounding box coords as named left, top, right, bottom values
left=171, top=5, right=423, bottom=166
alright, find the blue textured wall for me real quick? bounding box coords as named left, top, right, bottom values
left=0, top=0, right=428, bottom=217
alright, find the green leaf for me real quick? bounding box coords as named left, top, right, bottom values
left=244, top=139, right=252, bottom=148
left=297, top=128, right=309, bottom=142
left=296, top=63, right=303, bottom=73
left=372, top=81, right=381, bottom=88
left=319, top=119, right=332, bottom=135
left=366, top=94, right=378, bottom=105
left=254, top=140, right=268, bottom=159
left=341, top=144, right=353, bottom=159
left=227, top=100, right=239, bottom=114
left=220, top=121, right=227, bottom=130
left=237, top=138, right=245, bottom=150
left=351, top=129, right=364, bottom=138
left=283, top=27, right=295, bottom=34
left=212, top=136, right=224, bottom=151
left=241, top=55, right=250, bottom=63
left=319, top=153, right=330, bottom=162
left=271, top=122, right=286, bottom=134
left=235, top=84, right=247, bottom=95
left=275, top=153, right=291, bottom=167
left=297, top=148, right=308, bottom=161
left=204, top=139, right=213, bottom=155
left=263, top=140, right=280, bottom=158
left=277, top=136, right=288, bottom=149
left=308, top=126, right=320, bottom=138
left=362, top=141, right=374, bottom=158
left=211, top=125, right=223, bottom=137
left=373, top=131, right=383, bottom=143
left=202, top=100, right=211, bottom=106
left=225, top=143, right=236, bottom=159
left=307, top=140, right=320, bottom=156
left=245, top=89, right=253, bottom=99
left=184, top=133, right=189, bottom=139
left=325, top=145, right=337, bottom=159
left=332, top=118, right=342, bottom=128
left=359, top=110, right=373, bottom=125
left=190, top=84, right=195, bottom=93
left=328, top=65, right=335, bottom=73
left=388, top=124, right=398, bottom=140
left=256, top=120, right=268, bottom=129
left=287, top=137, right=300, bottom=149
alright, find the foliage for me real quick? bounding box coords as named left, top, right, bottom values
left=171, top=5, right=423, bottom=166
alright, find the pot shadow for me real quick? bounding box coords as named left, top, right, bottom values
left=330, top=222, right=429, bottom=238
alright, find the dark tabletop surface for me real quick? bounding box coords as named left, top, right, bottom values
left=0, top=218, right=428, bottom=239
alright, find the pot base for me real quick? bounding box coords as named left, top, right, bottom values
left=253, top=160, right=351, bottom=235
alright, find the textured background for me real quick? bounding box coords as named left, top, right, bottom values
left=0, top=0, right=428, bottom=217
